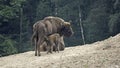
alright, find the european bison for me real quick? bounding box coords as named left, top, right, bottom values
left=44, top=33, right=61, bottom=54
left=40, top=37, right=64, bottom=52
left=32, top=16, right=73, bottom=56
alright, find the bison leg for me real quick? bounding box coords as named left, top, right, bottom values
left=37, top=39, right=41, bottom=56
left=35, top=45, right=37, bottom=56
left=47, top=45, right=50, bottom=54
left=52, top=43, right=57, bottom=52
left=57, top=38, right=61, bottom=53
left=31, top=31, right=38, bottom=56
left=38, top=45, right=41, bottom=56
left=34, top=38, right=37, bottom=56
left=60, top=36, right=65, bottom=51
left=38, top=47, right=41, bottom=56
left=54, top=39, right=59, bottom=53
left=50, top=44, right=53, bottom=53
left=57, top=43, right=60, bottom=53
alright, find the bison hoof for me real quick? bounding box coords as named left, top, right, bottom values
left=38, top=54, right=41, bottom=56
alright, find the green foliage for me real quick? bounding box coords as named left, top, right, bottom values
left=0, top=35, right=17, bottom=56
left=0, top=0, right=120, bottom=56
left=0, top=0, right=26, bottom=19
left=109, top=13, right=120, bottom=35
left=0, top=6, right=14, bottom=18
left=36, top=0, right=52, bottom=20
left=10, top=0, right=26, bottom=7
left=84, top=7, right=109, bottom=43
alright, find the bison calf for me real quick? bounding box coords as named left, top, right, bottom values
left=45, top=33, right=61, bottom=54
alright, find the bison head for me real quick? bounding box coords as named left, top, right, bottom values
left=61, top=22, right=74, bottom=37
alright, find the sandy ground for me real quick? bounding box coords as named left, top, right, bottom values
left=0, top=34, right=120, bottom=68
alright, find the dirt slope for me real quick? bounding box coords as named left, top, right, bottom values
left=0, top=34, right=120, bottom=68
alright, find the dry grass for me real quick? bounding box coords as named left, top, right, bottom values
left=0, top=34, right=120, bottom=68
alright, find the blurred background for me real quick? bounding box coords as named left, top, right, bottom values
left=0, top=0, right=120, bottom=56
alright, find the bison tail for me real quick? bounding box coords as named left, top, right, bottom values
left=31, top=31, right=37, bottom=46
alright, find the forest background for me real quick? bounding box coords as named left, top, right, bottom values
left=0, top=0, right=120, bottom=56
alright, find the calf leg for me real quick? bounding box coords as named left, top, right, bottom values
left=56, top=42, right=60, bottom=53
left=50, top=44, right=54, bottom=53
left=57, top=38, right=61, bottom=53
left=60, top=36, right=65, bottom=50
left=54, top=45, right=57, bottom=52
left=47, top=45, right=51, bottom=54
left=54, top=40, right=59, bottom=53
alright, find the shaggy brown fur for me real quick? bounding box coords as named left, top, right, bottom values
left=39, top=36, right=65, bottom=52
left=40, top=41, right=64, bottom=52
left=31, top=16, right=73, bottom=56
left=45, top=33, right=61, bottom=54
left=40, top=42, right=47, bottom=51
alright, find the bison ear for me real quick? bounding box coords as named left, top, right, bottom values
left=64, top=22, right=71, bottom=27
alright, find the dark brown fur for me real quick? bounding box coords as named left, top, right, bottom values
left=45, top=33, right=61, bottom=53
left=31, top=16, right=73, bottom=56
left=40, top=38, right=65, bottom=51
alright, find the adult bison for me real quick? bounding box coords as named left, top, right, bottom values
left=32, top=16, right=73, bottom=56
